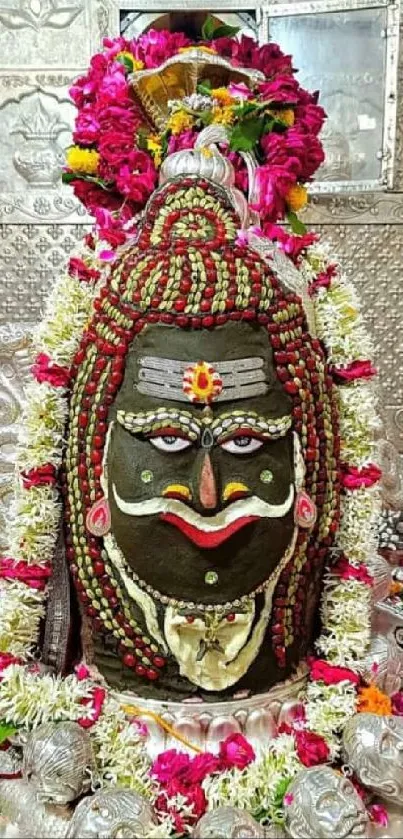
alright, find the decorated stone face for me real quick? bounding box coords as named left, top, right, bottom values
left=66, top=789, right=157, bottom=838
left=285, top=766, right=370, bottom=839
left=342, top=713, right=403, bottom=804
left=65, top=177, right=340, bottom=698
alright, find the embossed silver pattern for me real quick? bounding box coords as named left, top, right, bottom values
left=284, top=766, right=370, bottom=838
left=192, top=807, right=267, bottom=838
left=22, top=721, right=96, bottom=804
left=65, top=788, right=158, bottom=838
left=343, top=713, right=403, bottom=805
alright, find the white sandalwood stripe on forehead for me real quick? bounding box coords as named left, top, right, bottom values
left=136, top=354, right=268, bottom=403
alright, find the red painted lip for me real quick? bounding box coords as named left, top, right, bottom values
left=160, top=512, right=260, bottom=548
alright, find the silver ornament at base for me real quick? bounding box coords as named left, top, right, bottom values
left=22, top=721, right=96, bottom=804
left=65, top=788, right=157, bottom=838
left=284, top=766, right=370, bottom=838
left=0, top=779, right=71, bottom=838
left=192, top=807, right=269, bottom=838
left=343, top=713, right=403, bottom=806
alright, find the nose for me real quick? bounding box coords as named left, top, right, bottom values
left=198, top=451, right=218, bottom=511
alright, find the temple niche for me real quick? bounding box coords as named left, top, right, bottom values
left=0, top=4, right=402, bottom=839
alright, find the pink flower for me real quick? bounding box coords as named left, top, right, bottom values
left=368, top=804, right=388, bottom=827
left=309, top=265, right=338, bottom=293
left=97, top=104, right=140, bottom=137
left=259, top=75, right=301, bottom=104
left=392, top=691, right=403, bottom=715
left=333, top=557, right=373, bottom=587
left=96, top=64, right=131, bottom=109
left=296, top=101, right=326, bottom=136
left=94, top=208, right=127, bottom=248
left=73, top=105, right=100, bottom=146
left=309, top=657, right=360, bottom=686
left=75, top=663, right=90, bottom=681
left=131, top=719, right=148, bottom=738
left=332, top=360, right=377, bottom=383
left=341, top=463, right=382, bottom=490
left=228, top=82, right=254, bottom=100
left=219, top=733, right=255, bottom=770
left=294, top=729, right=330, bottom=767
left=31, top=353, right=70, bottom=388
left=115, top=152, right=157, bottom=208
left=0, top=558, right=51, bottom=591
left=134, top=29, right=190, bottom=69
left=167, top=130, right=197, bottom=154
left=227, top=151, right=249, bottom=193
left=254, top=163, right=296, bottom=222
left=68, top=257, right=100, bottom=284
left=151, top=749, right=191, bottom=785
left=0, top=652, right=22, bottom=674
left=264, top=223, right=318, bottom=262
left=183, top=753, right=221, bottom=784
left=21, top=464, right=57, bottom=488
left=284, top=792, right=294, bottom=806
left=78, top=686, right=106, bottom=728
left=98, top=129, right=135, bottom=170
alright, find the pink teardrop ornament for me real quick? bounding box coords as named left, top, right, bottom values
left=86, top=497, right=111, bottom=537
left=294, top=490, right=317, bottom=529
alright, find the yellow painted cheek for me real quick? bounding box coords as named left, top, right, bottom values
left=223, top=482, right=250, bottom=502
left=162, top=484, right=192, bottom=500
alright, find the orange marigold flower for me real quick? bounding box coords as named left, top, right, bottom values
left=286, top=183, right=308, bottom=212
left=270, top=108, right=295, bottom=126
left=211, top=87, right=235, bottom=106
left=357, top=684, right=392, bottom=716
left=389, top=580, right=403, bottom=597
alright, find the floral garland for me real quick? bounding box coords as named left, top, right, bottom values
left=64, top=26, right=325, bottom=240
left=0, top=27, right=390, bottom=836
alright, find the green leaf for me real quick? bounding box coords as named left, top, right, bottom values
left=209, top=23, right=240, bottom=39
left=201, top=15, right=216, bottom=40
left=0, top=722, right=17, bottom=745
left=115, top=54, right=134, bottom=72
left=229, top=117, right=264, bottom=152
left=197, top=79, right=212, bottom=96
left=286, top=210, right=307, bottom=235
left=61, top=171, right=77, bottom=184
left=201, top=13, right=240, bottom=40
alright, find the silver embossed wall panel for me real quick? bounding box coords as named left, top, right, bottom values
left=0, top=0, right=402, bottom=554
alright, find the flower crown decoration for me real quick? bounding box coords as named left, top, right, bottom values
left=64, top=20, right=325, bottom=241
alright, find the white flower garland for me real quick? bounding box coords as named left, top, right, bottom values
left=0, top=236, right=381, bottom=830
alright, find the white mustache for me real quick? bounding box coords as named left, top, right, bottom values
left=112, top=484, right=294, bottom=532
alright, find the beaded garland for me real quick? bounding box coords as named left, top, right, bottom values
left=64, top=176, right=340, bottom=682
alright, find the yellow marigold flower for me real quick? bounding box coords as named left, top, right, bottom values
left=167, top=110, right=194, bottom=135
left=66, top=146, right=100, bottom=176
left=116, top=51, right=144, bottom=71
left=212, top=105, right=234, bottom=126
left=211, top=87, right=234, bottom=106
left=270, top=108, right=295, bottom=127
left=357, top=684, right=392, bottom=716
left=200, top=146, right=213, bottom=158
left=179, top=46, right=216, bottom=55
left=147, top=135, right=163, bottom=167
left=286, top=183, right=308, bottom=212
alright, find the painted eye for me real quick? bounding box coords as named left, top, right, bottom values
left=149, top=435, right=192, bottom=453
left=220, top=436, right=264, bottom=455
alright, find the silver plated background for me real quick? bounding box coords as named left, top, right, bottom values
left=0, top=0, right=402, bottom=543
left=342, top=713, right=403, bottom=805
left=284, top=765, right=370, bottom=838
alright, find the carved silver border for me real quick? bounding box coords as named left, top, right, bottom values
left=92, top=0, right=267, bottom=50
left=266, top=0, right=401, bottom=194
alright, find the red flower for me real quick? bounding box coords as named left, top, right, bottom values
left=68, top=257, right=100, bottom=284
left=73, top=105, right=100, bottom=146
left=98, top=129, right=135, bottom=170
left=294, top=729, right=330, bottom=767
left=78, top=686, right=106, bottom=728
left=219, top=733, right=255, bottom=770
left=341, top=463, right=382, bottom=490
left=151, top=749, right=191, bottom=784
left=73, top=181, right=122, bottom=215
left=309, top=657, right=360, bottom=686
left=264, top=223, right=318, bottom=262
left=333, top=557, right=373, bottom=587
left=259, top=75, right=301, bottom=104
left=0, top=558, right=51, bottom=591
left=0, top=652, right=22, bottom=674
left=31, top=353, right=70, bottom=388
left=332, top=360, right=377, bottom=383
left=21, top=464, right=57, bottom=488
left=392, top=691, right=403, bottom=715
left=115, top=153, right=157, bottom=208
left=182, top=753, right=221, bottom=784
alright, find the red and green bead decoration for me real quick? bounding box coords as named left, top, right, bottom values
left=63, top=176, right=341, bottom=681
